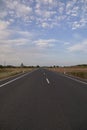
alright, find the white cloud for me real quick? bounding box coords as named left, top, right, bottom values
left=0, top=20, right=10, bottom=30
left=57, top=1, right=65, bottom=14
left=16, top=4, right=32, bottom=17
left=0, top=20, right=32, bottom=40
left=0, top=38, right=31, bottom=65
left=0, top=0, right=86, bottom=29
left=0, top=11, right=7, bottom=19
left=41, top=22, right=50, bottom=28
left=0, top=20, right=11, bottom=40
left=68, top=40, right=87, bottom=52
left=0, top=44, right=13, bottom=54
left=0, top=0, right=87, bottom=66
left=71, top=17, right=87, bottom=29
left=64, top=42, right=70, bottom=45
left=72, top=21, right=81, bottom=30
left=36, top=0, right=56, bottom=7
left=16, top=30, right=34, bottom=38
left=4, top=0, right=32, bottom=22
left=34, top=39, right=57, bottom=48
left=0, top=30, right=11, bottom=40
left=0, top=39, right=28, bottom=46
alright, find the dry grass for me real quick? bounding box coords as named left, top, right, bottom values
left=48, top=67, right=87, bottom=79
left=0, top=67, right=34, bottom=79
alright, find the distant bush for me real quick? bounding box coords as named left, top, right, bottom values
left=37, top=65, right=40, bottom=68
left=0, top=65, right=4, bottom=68
left=6, top=65, right=15, bottom=68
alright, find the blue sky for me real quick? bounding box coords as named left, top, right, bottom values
left=0, top=0, right=87, bottom=66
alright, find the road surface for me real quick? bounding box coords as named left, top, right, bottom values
left=0, top=68, right=87, bottom=130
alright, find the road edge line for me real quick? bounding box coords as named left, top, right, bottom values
left=0, top=69, right=37, bottom=88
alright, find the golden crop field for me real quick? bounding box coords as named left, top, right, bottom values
left=48, top=67, right=87, bottom=79
left=0, top=67, right=34, bottom=79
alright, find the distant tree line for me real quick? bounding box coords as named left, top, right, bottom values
left=0, top=64, right=41, bottom=68
left=0, top=64, right=87, bottom=69
left=0, top=65, right=16, bottom=68
left=76, top=64, right=87, bottom=67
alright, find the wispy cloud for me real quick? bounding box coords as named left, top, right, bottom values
left=68, top=40, right=87, bottom=53
left=0, top=20, right=10, bottom=30
left=0, top=20, right=11, bottom=40
left=34, top=39, right=58, bottom=48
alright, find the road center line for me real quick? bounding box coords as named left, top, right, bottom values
left=46, top=78, right=50, bottom=84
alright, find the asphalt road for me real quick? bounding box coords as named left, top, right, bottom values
left=0, top=68, right=87, bottom=130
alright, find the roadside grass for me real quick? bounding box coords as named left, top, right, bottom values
left=48, top=67, right=87, bottom=79
left=0, top=67, right=34, bottom=79
left=67, top=72, right=87, bottom=79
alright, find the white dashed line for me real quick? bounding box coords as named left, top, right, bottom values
left=46, top=78, right=50, bottom=84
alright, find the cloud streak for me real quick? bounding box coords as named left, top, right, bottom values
left=68, top=40, right=87, bottom=53
left=34, top=39, right=57, bottom=48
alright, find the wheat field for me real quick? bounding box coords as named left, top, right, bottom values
left=0, top=67, right=34, bottom=79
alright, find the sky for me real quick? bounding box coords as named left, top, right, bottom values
left=0, top=0, right=87, bottom=66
